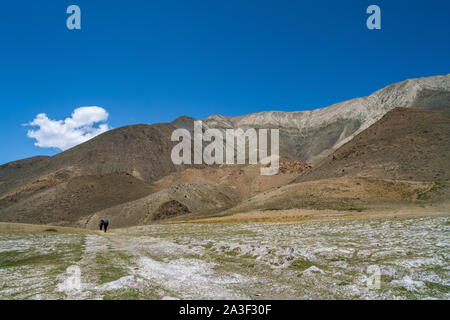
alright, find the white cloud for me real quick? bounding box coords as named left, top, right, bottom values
left=27, top=106, right=111, bottom=151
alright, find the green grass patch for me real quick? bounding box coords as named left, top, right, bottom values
left=103, top=288, right=140, bottom=300
left=0, top=250, right=62, bottom=268
left=288, top=259, right=315, bottom=271
left=424, top=281, right=450, bottom=293
left=0, top=234, right=85, bottom=271
left=203, top=242, right=214, bottom=249
left=93, top=251, right=131, bottom=285
left=208, top=251, right=241, bottom=264
left=225, top=248, right=241, bottom=256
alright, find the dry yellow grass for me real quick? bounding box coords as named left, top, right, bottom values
left=0, top=222, right=100, bottom=234
left=173, top=204, right=450, bottom=224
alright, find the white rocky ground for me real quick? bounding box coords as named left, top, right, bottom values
left=0, top=216, right=448, bottom=299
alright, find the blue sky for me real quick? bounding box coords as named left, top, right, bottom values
left=0, top=0, right=449, bottom=164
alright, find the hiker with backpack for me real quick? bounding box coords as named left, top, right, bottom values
left=103, top=219, right=109, bottom=233
left=99, top=219, right=109, bottom=232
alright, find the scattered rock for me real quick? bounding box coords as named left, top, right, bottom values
left=152, top=200, right=191, bottom=221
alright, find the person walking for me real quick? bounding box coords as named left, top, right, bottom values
left=99, top=219, right=104, bottom=231
left=103, top=219, right=109, bottom=233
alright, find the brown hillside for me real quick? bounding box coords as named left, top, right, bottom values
left=1, top=76, right=449, bottom=227
left=81, top=182, right=241, bottom=228
left=0, top=173, right=155, bottom=225
left=152, top=157, right=310, bottom=200
left=219, top=177, right=450, bottom=216
left=0, top=123, right=185, bottom=198
left=0, top=123, right=194, bottom=224
left=294, top=108, right=450, bottom=183
left=0, top=156, right=49, bottom=181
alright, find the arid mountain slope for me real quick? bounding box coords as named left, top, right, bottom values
left=203, top=74, right=450, bottom=164
left=152, top=157, right=310, bottom=199
left=294, top=108, right=450, bottom=183
left=220, top=177, right=450, bottom=216
left=0, top=156, right=49, bottom=181
left=70, top=157, right=310, bottom=227
left=0, top=75, right=449, bottom=227
left=80, top=182, right=241, bottom=228
left=0, top=173, right=155, bottom=225
left=0, top=123, right=197, bottom=225
left=2, top=74, right=448, bottom=194
left=0, top=123, right=186, bottom=197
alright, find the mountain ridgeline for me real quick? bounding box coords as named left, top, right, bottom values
left=0, top=74, right=449, bottom=227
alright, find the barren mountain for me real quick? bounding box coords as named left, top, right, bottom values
left=203, top=74, right=450, bottom=164
left=80, top=181, right=240, bottom=228
left=0, top=173, right=156, bottom=225
left=0, top=156, right=49, bottom=181
left=0, top=123, right=187, bottom=197
left=70, top=157, right=310, bottom=227
left=294, top=108, right=450, bottom=182
left=152, top=157, right=310, bottom=199
left=219, top=177, right=449, bottom=216
left=0, top=123, right=195, bottom=224
left=0, top=74, right=449, bottom=226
